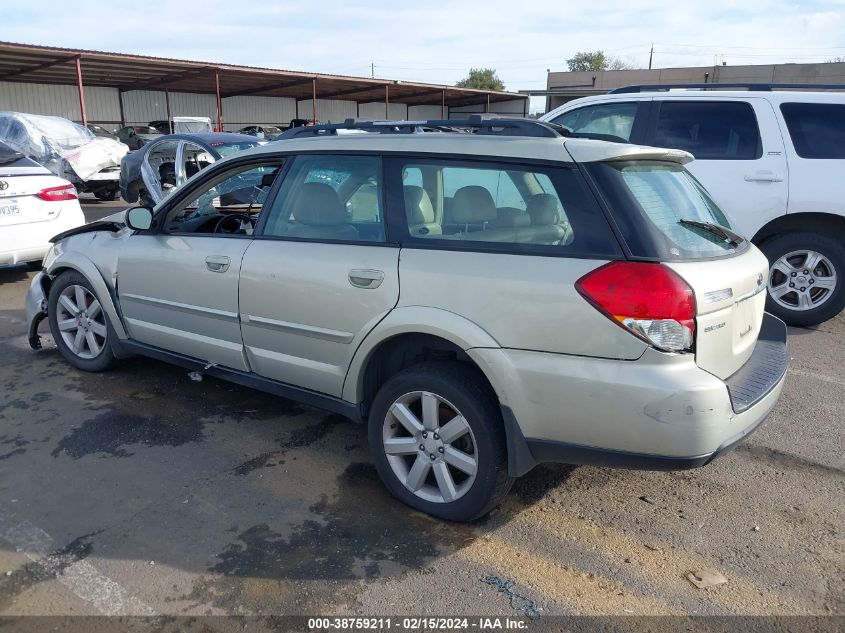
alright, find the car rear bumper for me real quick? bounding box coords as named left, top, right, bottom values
left=471, top=313, right=788, bottom=476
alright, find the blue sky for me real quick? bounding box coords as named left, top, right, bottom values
left=2, top=0, right=844, bottom=112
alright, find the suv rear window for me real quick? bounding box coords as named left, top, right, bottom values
left=588, top=161, right=745, bottom=260
left=391, top=158, right=621, bottom=258
left=653, top=101, right=762, bottom=160
left=780, top=103, right=845, bottom=159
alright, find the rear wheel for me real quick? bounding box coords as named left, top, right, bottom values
left=368, top=362, right=512, bottom=521
left=48, top=271, right=115, bottom=372
left=760, top=232, right=845, bottom=326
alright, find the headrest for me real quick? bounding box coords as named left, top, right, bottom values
left=491, top=207, right=531, bottom=228
left=451, top=186, right=497, bottom=224
left=291, top=182, right=346, bottom=226
left=527, top=193, right=561, bottom=226
left=404, top=186, right=435, bottom=225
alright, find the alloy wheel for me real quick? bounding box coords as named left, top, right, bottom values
left=56, top=285, right=108, bottom=359
left=768, top=249, right=837, bottom=312
left=382, top=391, right=478, bottom=504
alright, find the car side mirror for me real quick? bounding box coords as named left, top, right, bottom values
left=126, top=206, right=153, bottom=231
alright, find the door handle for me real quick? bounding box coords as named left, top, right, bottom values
left=205, top=255, right=231, bottom=273
left=349, top=269, right=385, bottom=289
left=744, top=171, right=783, bottom=182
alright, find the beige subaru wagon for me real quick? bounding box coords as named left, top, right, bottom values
left=26, top=116, right=788, bottom=521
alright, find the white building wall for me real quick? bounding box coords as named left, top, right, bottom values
left=296, top=98, right=357, bottom=123
left=449, top=99, right=527, bottom=116
left=357, top=102, right=408, bottom=120
left=0, top=81, right=120, bottom=123
left=408, top=104, right=443, bottom=120
left=220, top=95, right=297, bottom=130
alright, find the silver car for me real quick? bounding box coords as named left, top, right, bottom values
left=25, top=117, right=788, bottom=522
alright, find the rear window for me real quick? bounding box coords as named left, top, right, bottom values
left=653, top=101, right=761, bottom=160
left=589, top=161, right=745, bottom=260
left=780, top=103, right=845, bottom=159
left=211, top=142, right=260, bottom=158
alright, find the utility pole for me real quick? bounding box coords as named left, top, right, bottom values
left=371, top=62, right=374, bottom=78
left=648, top=44, right=654, bottom=70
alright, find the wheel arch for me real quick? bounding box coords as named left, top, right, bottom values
left=342, top=306, right=503, bottom=407
left=47, top=253, right=127, bottom=339
left=752, top=212, right=845, bottom=245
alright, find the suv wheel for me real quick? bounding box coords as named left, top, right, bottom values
left=760, top=232, right=845, bottom=326
left=368, top=362, right=512, bottom=522
left=48, top=271, right=116, bottom=372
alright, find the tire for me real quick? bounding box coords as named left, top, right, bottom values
left=94, top=188, right=118, bottom=201
left=367, top=361, right=513, bottom=522
left=48, top=271, right=116, bottom=372
left=759, top=232, right=845, bottom=327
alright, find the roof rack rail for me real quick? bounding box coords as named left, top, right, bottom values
left=276, top=114, right=564, bottom=140
left=610, top=82, right=845, bottom=94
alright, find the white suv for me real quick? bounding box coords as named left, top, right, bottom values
left=26, top=117, right=788, bottom=521
left=542, top=85, right=845, bottom=326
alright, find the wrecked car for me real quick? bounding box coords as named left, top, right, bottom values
left=0, top=112, right=127, bottom=201
left=26, top=116, right=788, bottom=522
left=119, top=133, right=261, bottom=207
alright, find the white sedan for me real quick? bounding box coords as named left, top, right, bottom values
left=0, top=141, right=86, bottom=268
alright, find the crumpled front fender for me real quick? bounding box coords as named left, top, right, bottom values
left=44, top=250, right=128, bottom=340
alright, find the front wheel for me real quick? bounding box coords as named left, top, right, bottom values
left=48, top=271, right=116, bottom=372
left=760, top=232, right=845, bottom=327
left=368, top=362, right=512, bottom=522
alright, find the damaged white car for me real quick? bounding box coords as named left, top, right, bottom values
left=0, top=112, right=128, bottom=201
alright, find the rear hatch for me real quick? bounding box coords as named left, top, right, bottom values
left=584, top=156, right=769, bottom=379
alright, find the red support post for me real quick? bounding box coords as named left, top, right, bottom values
left=74, top=56, right=88, bottom=126
left=312, top=78, right=317, bottom=123
left=486, top=93, right=490, bottom=114
left=215, top=72, right=223, bottom=131
left=384, top=84, right=389, bottom=118
left=165, top=89, right=172, bottom=133
left=441, top=89, right=446, bottom=118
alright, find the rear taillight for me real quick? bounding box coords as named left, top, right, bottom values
left=37, top=184, right=77, bottom=201
left=576, top=261, right=696, bottom=353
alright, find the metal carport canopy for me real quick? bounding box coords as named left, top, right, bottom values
left=0, top=41, right=527, bottom=125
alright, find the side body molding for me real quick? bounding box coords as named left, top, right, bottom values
left=342, top=305, right=502, bottom=403
left=47, top=251, right=128, bottom=340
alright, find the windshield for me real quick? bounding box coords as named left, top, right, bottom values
left=589, top=160, right=744, bottom=260
left=134, top=126, right=160, bottom=134
left=211, top=142, right=260, bottom=158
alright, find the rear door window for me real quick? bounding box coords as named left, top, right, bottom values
left=550, top=102, right=638, bottom=142
left=652, top=101, right=762, bottom=160
left=389, top=157, right=621, bottom=258
left=780, top=103, right=845, bottom=159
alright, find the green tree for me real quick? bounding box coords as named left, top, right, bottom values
left=566, top=50, right=633, bottom=72
left=455, top=68, right=506, bottom=91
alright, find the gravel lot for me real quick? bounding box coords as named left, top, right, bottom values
left=0, top=198, right=842, bottom=620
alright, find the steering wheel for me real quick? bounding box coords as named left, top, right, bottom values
left=214, top=213, right=256, bottom=235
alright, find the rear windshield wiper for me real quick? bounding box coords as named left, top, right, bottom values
left=678, top=219, right=744, bottom=247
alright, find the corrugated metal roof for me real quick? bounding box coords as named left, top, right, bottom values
left=0, top=41, right=526, bottom=107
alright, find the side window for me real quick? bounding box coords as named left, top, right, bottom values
left=146, top=141, right=179, bottom=197
left=551, top=102, right=638, bottom=141
left=181, top=142, right=215, bottom=184
left=263, top=155, right=384, bottom=243
left=780, top=103, right=845, bottom=159
left=397, top=158, right=620, bottom=257
left=165, top=162, right=283, bottom=234
left=653, top=101, right=761, bottom=160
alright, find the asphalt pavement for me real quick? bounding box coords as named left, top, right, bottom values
left=0, top=198, right=841, bottom=622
